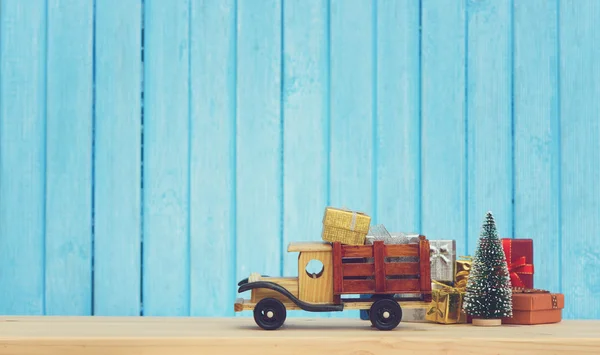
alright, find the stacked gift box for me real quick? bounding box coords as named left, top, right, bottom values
left=321, top=206, right=564, bottom=326
left=427, top=237, right=564, bottom=325
left=321, top=207, right=372, bottom=245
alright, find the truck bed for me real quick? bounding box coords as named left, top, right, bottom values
left=332, top=236, right=432, bottom=302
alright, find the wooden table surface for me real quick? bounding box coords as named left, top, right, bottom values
left=0, top=316, right=598, bottom=355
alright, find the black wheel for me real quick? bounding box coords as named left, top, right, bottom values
left=369, top=298, right=402, bottom=331
left=253, top=298, right=287, bottom=330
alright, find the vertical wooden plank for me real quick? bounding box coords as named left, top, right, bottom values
left=282, top=0, right=328, bottom=278
left=329, top=0, right=374, bottom=237
left=143, top=0, right=190, bottom=316
left=189, top=0, right=236, bottom=317
left=373, top=241, right=385, bottom=293
left=421, top=0, right=467, bottom=253
left=419, top=237, right=432, bottom=302
left=513, top=0, right=560, bottom=293
left=281, top=0, right=329, bottom=318
left=0, top=0, right=46, bottom=315
left=236, top=0, right=282, bottom=283
left=466, top=0, right=513, bottom=250
left=559, top=0, right=600, bottom=320
left=330, top=0, right=373, bottom=318
left=45, top=0, right=94, bottom=315
left=333, top=242, right=343, bottom=295
left=376, top=0, right=420, bottom=233
left=93, top=0, right=142, bottom=316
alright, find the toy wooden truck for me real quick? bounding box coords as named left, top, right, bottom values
left=234, top=236, right=432, bottom=331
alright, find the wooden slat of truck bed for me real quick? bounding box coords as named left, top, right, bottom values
left=0, top=317, right=598, bottom=355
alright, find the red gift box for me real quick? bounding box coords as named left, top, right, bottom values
left=501, top=238, right=534, bottom=289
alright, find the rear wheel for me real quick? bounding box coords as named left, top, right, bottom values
left=253, top=298, right=287, bottom=330
left=369, top=298, right=402, bottom=331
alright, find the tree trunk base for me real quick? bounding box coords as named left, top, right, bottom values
left=472, top=318, right=502, bottom=327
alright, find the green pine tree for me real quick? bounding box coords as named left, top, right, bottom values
left=463, top=212, right=513, bottom=319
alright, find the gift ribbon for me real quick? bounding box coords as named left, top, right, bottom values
left=502, top=240, right=534, bottom=288
left=426, top=280, right=466, bottom=323
left=454, top=271, right=470, bottom=288
left=432, top=280, right=465, bottom=292
left=511, top=287, right=549, bottom=294
left=430, top=245, right=450, bottom=264
left=454, top=255, right=472, bottom=288
left=340, top=206, right=358, bottom=231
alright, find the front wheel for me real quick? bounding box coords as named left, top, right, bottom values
left=253, top=298, right=287, bottom=330
left=369, top=298, right=402, bottom=330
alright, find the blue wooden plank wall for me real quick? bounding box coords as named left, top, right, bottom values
left=0, top=0, right=598, bottom=320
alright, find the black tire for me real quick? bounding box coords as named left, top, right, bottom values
left=253, top=298, right=287, bottom=330
left=369, top=298, right=402, bottom=331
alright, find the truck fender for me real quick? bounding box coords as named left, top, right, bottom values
left=237, top=281, right=343, bottom=312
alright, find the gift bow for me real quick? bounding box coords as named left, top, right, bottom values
left=502, top=240, right=534, bottom=288
left=430, top=245, right=450, bottom=264
left=454, top=255, right=472, bottom=288
left=454, top=271, right=470, bottom=288
left=506, top=256, right=534, bottom=287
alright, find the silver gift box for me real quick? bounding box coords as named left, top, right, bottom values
left=429, top=240, right=456, bottom=284
left=400, top=305, right=430, bottom=323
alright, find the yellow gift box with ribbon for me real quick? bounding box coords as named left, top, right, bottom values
left=321, top=207, right=371, bottom=246
left=426, top=280, right=467, bottom=324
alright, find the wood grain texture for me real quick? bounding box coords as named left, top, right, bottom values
left=384, top=244, right=419, bottom=257
left=45, top=0, right=94, bottom=315
left=421, top=0, right=467, bottom=254
left=419, top=238, right=432, bottom=302
left=466, top=0, right=513, bottom=251
left=375, top=0, right=420, bottom=232
left=236, top=298, right=431, bottom=312
left=333, top=242, right=343, bottom=294
left=559, top=0, right=600, bottom=319
left=93, top=0, right=142, bottom=316
left=1, top=317, right=598, bottom=355
left=329, top=0, right=374, bottom=280
left=235, top=0, right=283, bottom=283
left=281, top=0, right=329, bottom=318
left=189, top=0, right=236, bottom=317
left=3, top=0, right=600, bottom=322
left=386, top=279, right=420, bottom=293
left=251, top=278, right=299, bottom=304
left=342, top=263, right=374, bottom=277
left=0, top=0, right=46, bottom=315
left=282, top=0, right=329, bottom=274
left=142, top=0, right=190, bottom=316
left=341, top=246, right=373, bottom=258
left=342, top=280, right=375, bottom=293
left=298, top=251, right=333, bottom=304
left=288, top=242, right=332, bottom=253
left=513, top=0, right=560, bottom=294
left=374, top=241, right=385, bottom=292
left=385, top=262, right=420, bottom=276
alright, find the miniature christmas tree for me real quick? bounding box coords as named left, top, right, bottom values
left=463, top=212, right=512, bottom=326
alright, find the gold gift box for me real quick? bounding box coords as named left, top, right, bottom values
left=426, top=283, right=467, bottom=324
left=455, top=255, right=472, bottom=288
left=321, top=207, right=371, bottom=246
